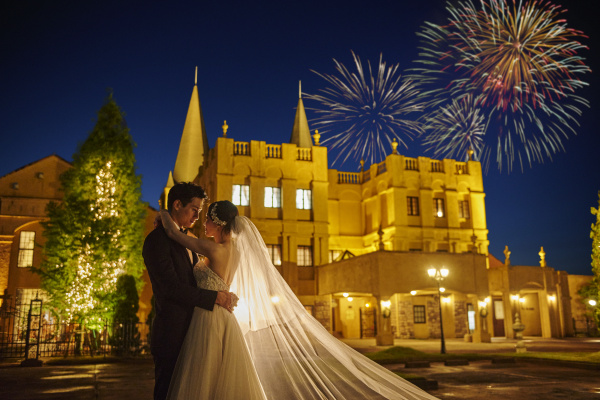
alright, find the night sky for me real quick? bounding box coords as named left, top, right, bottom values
left=2, top=0, right=598, bottom=275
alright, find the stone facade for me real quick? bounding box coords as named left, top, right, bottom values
left=454, top=300, right=468, bottom=337
left=395, top=300, right=415, bottom=339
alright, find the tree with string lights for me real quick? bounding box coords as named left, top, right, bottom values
left=37, top=92, right=146, bottom=331
left=579, top=192, right=600, bottom=333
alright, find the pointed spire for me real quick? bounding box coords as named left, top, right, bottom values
left=173, top=68, right=209, bottom=183
left=290, top=81, right=313, bottom=148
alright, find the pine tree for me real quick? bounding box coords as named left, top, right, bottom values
left=38, top=92, right=146, bottom=329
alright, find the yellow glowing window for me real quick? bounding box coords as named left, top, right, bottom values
left=407, top=196, right=419, bottom=216
left=232, top=184, right=250, bottom=206
left=433, top=198, right=445, bottom=218
left=297, top=245, right=313, bottom=266
left=267, top=244, right=282, bottom=266
left=296, top=189, right=311, bottom=210
left=264, top=187, right=281, bottom=208
left=17, top=231, right=35, bottom=268
left=459, top=200, right=470, bottom=219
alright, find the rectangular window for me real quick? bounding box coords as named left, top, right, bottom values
left=17, top=231, right=35, bottom=268
left=297, top=245, right=313, bottom=267
left=267, top=244, right=282, bottom=266
left=433, top=198, right=445, bottom=218
left=414, top=305, right=426, bottom=324
left=467, top=303, right=476, bottom=332
left=232, top=184, right=250, bottom=206
left=264, top=187, right=281, bottom=208
left=407, top=196, right=419, bottom=216
left=296, top=189, right=312, bottom=210
left=329, top=250, right=342, bottom=263
left=459, top=200, right=470, bottom=219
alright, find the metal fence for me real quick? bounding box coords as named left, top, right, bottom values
left=573, top=317, right=599, bottom=337
left=0, top=298, right=151, bottom=360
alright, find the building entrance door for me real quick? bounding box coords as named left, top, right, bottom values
left=360, top=307, right=376, bottom=338
left=492, top=298, right=505, bottom=337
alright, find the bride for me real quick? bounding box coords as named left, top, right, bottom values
left=161, top=200, right=439, bottom=400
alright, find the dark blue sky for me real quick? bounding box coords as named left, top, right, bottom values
left=1, top=0, right=598, bottom=275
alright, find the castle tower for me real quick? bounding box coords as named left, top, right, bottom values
left=172, top=67, right=209, bottom=183
left=289, top=81, right=313, bottom=148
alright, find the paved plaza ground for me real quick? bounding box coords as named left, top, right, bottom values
left=0, top=337, right=598, bottom=399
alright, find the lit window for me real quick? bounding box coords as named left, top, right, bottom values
left=17, top=231, right=35, bottom=268
left=232, top=184, right=250, bottom=206
left=264, top=187, right=281, bottom=208
left=414, top=305, right=426, bottom=324
left=433, top=198, right=445, bottom=218
left=329, top=250, right=342, bottom=263
left=297, top=246, right=313, bottom=266
left=407, top=196, right=419, bottom=216
left=296, top=189, right=312, bottom=210
left=267, top=244, right=282, bottom=266
left=467, top=303, right=476, bottom=332
left=459, top=200, right=470, bottom=219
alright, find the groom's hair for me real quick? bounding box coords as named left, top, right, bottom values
left=167, top=182, right=208, bottom=211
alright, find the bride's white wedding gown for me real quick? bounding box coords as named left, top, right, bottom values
left=166, top=262, right=267, bottom=400
left=168, top=216, right=438, bottom=400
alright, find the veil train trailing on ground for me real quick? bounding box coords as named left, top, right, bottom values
left=231, top=216, right=438, bottom=400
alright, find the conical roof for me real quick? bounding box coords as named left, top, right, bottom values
left=289, top=82, right=313, bottom=148
left=173, top=71, right=209, bottom=183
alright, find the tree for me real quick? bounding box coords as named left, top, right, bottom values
left=579, top=191, right=600, bottom=332
left=37, top=92, right=146, bottom=330
left=111, top=274, right=141, bottom=354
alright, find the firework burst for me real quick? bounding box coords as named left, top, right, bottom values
left=412, top=0, right=590, bottom=172
left=423, top=95, right=488, bottom=162
left=306, top=51, right=425, bottom=166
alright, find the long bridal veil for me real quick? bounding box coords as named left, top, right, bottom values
left=230, top=216, right=438, bottom=400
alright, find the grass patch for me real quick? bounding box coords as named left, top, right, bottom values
left=365, top=346, right=489, bottom=364
left=501, top=351, right=600, bottom=364
left=365, top=346, right=600, bottom=365
left=393, top=372, right=423, bottom=380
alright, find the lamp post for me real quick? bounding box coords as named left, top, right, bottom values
left=428, top=267, right=448, bottom=354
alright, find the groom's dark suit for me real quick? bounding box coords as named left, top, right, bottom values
left=143, top=225, right=218, bottom=400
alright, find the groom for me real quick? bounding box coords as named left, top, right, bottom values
left=143, top=182, right=233, bottom=400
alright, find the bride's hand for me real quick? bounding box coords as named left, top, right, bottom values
left=153, top=212, right=163, bottom=228
left=159, top=209, right=178, bottom=237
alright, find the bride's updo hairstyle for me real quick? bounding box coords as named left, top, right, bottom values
left=207, top=200, right=239, bottom=236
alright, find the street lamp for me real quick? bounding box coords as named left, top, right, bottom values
left=428, top=267, right=449, bottom=354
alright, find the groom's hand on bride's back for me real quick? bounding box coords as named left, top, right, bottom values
left=216, top=291, right=234, bottom=313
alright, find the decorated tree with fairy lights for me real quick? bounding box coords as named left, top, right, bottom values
left=579, top=192, right=600, bottom=332
left=38, top=92, right=146, bottom=330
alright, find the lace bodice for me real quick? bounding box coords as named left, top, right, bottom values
left=193, top=261, right=230, bottom=292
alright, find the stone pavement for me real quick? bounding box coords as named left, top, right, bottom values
left=0, top=337, right=598, bottom=399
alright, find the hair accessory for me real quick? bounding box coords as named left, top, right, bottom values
left=210, top=203, right=227, bottom=226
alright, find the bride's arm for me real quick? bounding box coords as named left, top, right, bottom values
left=159, top=210, right=219, bottom=258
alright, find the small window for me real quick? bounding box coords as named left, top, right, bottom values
left=459, top=200, right=470, bottom=219
left=297, top=245, right=313, bottom=266
left=232, top=184, right=250, bottom=206
left=267, top=244, right=282, bottom=266
left=433, top=198, right=445, bottom=218
left=407, top=196, right=419, bottom=216
left=467, top=303, right=476, bottom=332
left=264, top=187, right=281, bottom=208
left=414, top=305, right=426, bottom=324
left=17, top=231, right=35, bottom=268
left=329, top=250, right=342, bottom=263
left=296, top=189, right=312, bottom=210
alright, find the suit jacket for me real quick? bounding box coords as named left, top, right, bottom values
left=143, top=225, right=218, bottom=359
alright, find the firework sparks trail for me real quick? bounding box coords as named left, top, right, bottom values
left=306, top=51, right=425, bottom=167
left=411, top=0, right=590, bottom=172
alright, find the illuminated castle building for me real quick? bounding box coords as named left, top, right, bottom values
left=160, top=77, right=591, bottom=344
left=0, top=77, right=594, bottom=346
